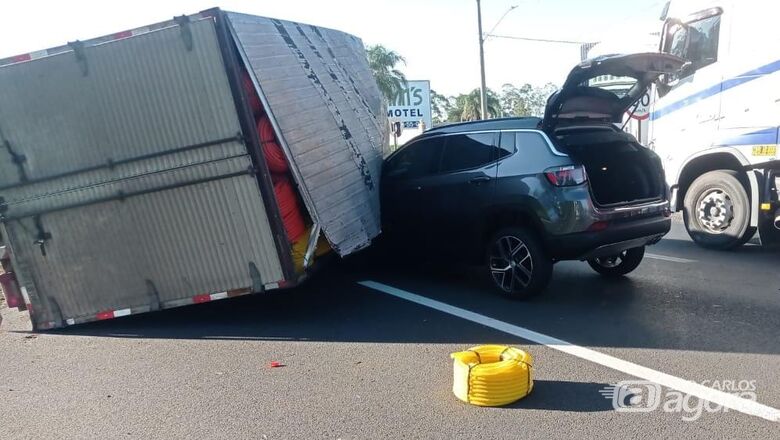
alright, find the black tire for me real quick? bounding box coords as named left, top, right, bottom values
left=587, top=246, right=645, bottom=277
left=683, top=170, right=750, bottom=250
left=486, top=228, right=552, bottom=299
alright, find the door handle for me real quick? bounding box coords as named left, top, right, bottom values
left=469, top=176, right=491, bottom=185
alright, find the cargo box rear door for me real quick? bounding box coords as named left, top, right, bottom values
left=225, top=12, right=387, bottom=256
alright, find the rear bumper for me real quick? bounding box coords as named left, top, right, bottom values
left=546, top=214, right=670, bottom=260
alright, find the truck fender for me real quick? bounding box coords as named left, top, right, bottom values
left=672, top=147, right=759, bottom=227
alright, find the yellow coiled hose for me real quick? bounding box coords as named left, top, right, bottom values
left=450, top=345, right=533, bottom=406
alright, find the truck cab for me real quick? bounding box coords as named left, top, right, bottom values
left=650, top=0, right=780, bottom=248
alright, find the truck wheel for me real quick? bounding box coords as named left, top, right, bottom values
left=487, top=228, right=552, bottom=299
left=683, top=170, right=750, bottom=250
left=587, top=246, right=645, bottom=277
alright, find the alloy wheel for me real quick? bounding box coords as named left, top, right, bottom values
left=489, top=235, right=533, bottom=292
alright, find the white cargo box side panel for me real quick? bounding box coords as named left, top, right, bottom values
left=226, top=12, right=387, bottom=256
left=0, top=18, right=285, bottom=329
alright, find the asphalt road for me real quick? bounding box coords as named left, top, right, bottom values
left=1, top=218, right=779, bottom=439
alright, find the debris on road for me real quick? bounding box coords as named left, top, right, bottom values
left=451, top=345, right=534, bottom=407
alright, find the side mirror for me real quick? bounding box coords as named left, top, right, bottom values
left=660, top=18, right=682, bottom=53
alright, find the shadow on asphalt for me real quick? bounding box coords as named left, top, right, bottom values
left=35, top=268, right=517, bottom=343
left=656, top=237, right=780, bottom=258
left=509, top=380, right=614, bottom=412
left=25, top=241, right=780, bottom=357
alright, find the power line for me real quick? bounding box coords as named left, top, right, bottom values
left=487, top=34, right=590, bottom=45
left=484, top=5, right=518, bottom=40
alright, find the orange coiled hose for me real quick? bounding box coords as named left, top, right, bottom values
left=273, top=176, right=306, bottom=241
left=242, top=70, right=262, bottom=116
left=257, top=116, right=289, bottom=173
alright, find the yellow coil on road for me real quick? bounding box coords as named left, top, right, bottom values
left=450, top=345, right=533, bottom=406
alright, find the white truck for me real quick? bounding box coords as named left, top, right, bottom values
left=650, top=0, right=780, bottom=248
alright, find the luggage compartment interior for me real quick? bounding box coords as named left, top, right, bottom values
left=554, top=128, right=664, bottom=207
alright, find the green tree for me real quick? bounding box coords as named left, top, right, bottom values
left=430, top=89, right=449, bottom=125
left=531, top=82, right=558, bottom=116
left=448, top=88, right=501, bottom=122
left=499, top=82, right=559, bottom=117
left=366, top=45, right=408, bottom=103
left=500, top=83, right=532, bottom=117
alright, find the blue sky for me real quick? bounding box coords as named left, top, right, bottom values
left=1, top=0, right=666, bottom=96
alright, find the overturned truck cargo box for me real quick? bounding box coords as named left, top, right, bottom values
left=0, top=9, right=387, bottom=330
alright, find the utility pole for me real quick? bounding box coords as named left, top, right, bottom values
left=476, top=0, right=488, bottom=120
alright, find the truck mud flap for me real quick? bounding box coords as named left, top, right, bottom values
left=758, top=168, right=780, bottom=246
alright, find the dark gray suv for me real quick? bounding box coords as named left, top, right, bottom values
left=381, top=53, right=684, bottom=298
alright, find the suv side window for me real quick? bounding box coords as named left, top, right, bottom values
left=384, top=136, right=445, bottom=179
left=439, top=133, right=497, bottom=173
left=515, top=132, right=549, bottom=151
left=498, top=131, right=516, bottom=157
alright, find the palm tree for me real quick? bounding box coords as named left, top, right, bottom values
left=366, top=45, right=407, bottom=103
left=448, top=88, right=501, bottom=122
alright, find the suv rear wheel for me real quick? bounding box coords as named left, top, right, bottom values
left=587, top=246, right=645, bottom=277
left=487, top=228, right=552, bottom=299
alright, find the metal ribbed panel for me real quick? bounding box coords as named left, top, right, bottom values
left=0, top=16, right=284, bottom=328
left=0, top=19, right=243, bottom=190
left=7, top=174, right=283, bottom=323
left=226, top=12, right=387, bottom=256
left=3, top=155, right=252, bottom=219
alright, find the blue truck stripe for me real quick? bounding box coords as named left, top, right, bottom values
left=715, top=127, right=779, bottom=146
left=651, top=59, right=780, bottom=121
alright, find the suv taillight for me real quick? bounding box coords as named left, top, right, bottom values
left=544, top=165, right=587, bottom=187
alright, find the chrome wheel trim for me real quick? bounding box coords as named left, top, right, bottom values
left=697, top=188, right=734, bottom=234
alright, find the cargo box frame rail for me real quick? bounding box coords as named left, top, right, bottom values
left=0, top=9, right=386, bottom=330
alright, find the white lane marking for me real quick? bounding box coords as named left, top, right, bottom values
left=358, top=280, right=780, bottom=422
left=646, top=253, right=696, bottom=263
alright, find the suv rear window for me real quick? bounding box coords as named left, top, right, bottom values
left=498, top=131, right=516, bottom=156
left=440, top=133, right=497, bottom=173
left=515, top=132, right=550, bottom=151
